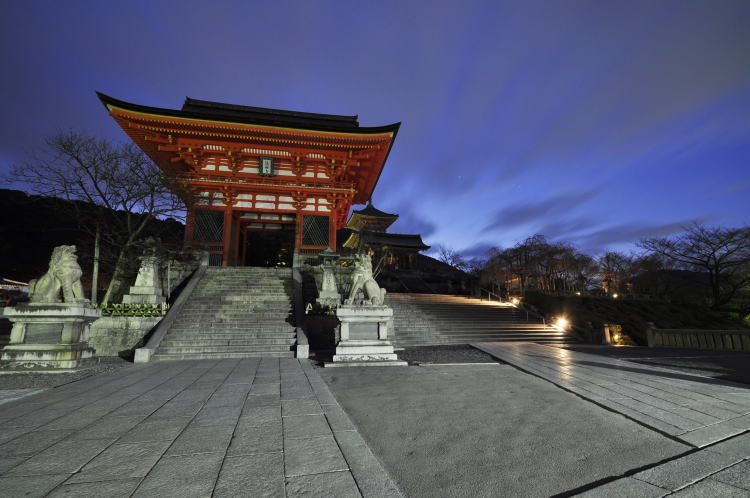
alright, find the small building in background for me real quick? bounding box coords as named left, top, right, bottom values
left=342, top=202, right=430, bottom=271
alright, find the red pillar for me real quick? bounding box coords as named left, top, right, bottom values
left=222, top=207, right=232, bottom=266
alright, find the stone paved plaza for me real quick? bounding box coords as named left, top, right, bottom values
left=0, top=358, right=400, bottom=497
left=0, top=345, right=749, bottom=497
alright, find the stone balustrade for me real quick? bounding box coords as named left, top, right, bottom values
left=646, top=322, right=750, bottom=352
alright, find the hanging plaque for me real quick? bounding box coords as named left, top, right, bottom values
left=259, top=156, right=275, bottom=177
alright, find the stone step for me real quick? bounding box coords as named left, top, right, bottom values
left=153, top=351, right=295, bottom=361
left=155, top=266, right=297, bottom=359
left=165, top=335, right=295, bottom=342
left=158, top=344, right=294, bottom=353
left=162, top=339, right=295, bottom=347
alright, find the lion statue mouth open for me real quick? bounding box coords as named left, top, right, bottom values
left=29, top=245, right=86, bottom=304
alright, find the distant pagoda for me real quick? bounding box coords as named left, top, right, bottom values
left=343, top=201, right=429, bottom=269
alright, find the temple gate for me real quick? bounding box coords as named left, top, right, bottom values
left=98, top=94, right=400, bottom=266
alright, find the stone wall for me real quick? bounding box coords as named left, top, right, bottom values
left=647, top=325, right=750, bottom=352
left=89, top=316, right=161, bottom=357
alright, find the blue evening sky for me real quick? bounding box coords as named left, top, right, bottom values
left=1, top=0, right=748, bottom=259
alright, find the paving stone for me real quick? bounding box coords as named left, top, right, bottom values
left=205, top=389, right=252, bottom=408
left=171, top=388, right=215, bottom=403
left=0, top=401, right=50, bottom=420
left=281, top=388, right=315, bottom=401
left=334, top=430, right=403, bottom=498
left=322, top=403, right=356, bottom=432
left=669, top=478, right=749, bottom=497
left=150, top=400, right=204, bottom=419
left=705, top=432, right=750, bottom=459
left=309, top=387, right=338, bottom=406
left=47, top=478, right=142, bottom=497
left=4, top=407, right=70, bottom=428
left=634, top=450, right=741, bottom=491
left=120, top=416, right=192, bottom=442
left=0, top=456, right=25, bottom=473
left=68, top=415, right=144, bottom=441
left=165, top=424, right=235, bottom=456
left=132, top=452, right=224, bottom=498
left=574, top=477, right=668, bottom=497
left=283, top=414, right=332, bottom=440
left=679, top=422, right=748, bottom=447
left=0, top=429, right=76, bottom=457
left=227, top=423, right=282, bottom=456
left=710, top=459, right=750, bottom=491
left=239, top=405, right=282, bottom=427
left=247, top=393, right=282, bottom=407
left=0, top=473, right=69, bottom=498
left=250, top=382, right=280, bottom=395
left=107, top=399, right=165, bottom=417
left=0, top=426, right=32, bottom=445
left=214, top=453, right=284, bottom=498
left=284, top=435, right=348, bottom=477
left=253, top=375, right=281, bottom=384
left=282, top=398, right=323, bottom=417
left=66, top=440, right=171, bottom=483
left=7, top=438, right=114, bottom=476
left=192, top=405, right=242, bottom=427
left=285, top=470, right=361, bottom=498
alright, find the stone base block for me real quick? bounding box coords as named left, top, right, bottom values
left=324, top=360, right=408, bottom=368
left=0, top=343, right=96, bottom=370
left=89, top=316, right=161, bottom=357
left=328, top=340, right=407, bottom=366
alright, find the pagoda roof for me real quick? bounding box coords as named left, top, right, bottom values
left=97, top=92, right=400, bottom=135
left=363, top=231, right=430, bottom=250
left=351, top=202, right=399, bottom=219
left=344, top=230, right=430, bottom=251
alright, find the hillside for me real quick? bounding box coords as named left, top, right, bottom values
left=0, top=188, right=184, bottom=285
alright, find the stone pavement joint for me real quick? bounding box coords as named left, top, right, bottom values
left=0, top=358, right=403, bottom=497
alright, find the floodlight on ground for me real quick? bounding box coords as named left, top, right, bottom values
left=554, top=317, right=569, bottom=330
left=510, top=297, right=520, bottom=305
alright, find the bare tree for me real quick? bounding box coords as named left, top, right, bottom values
left=640, top=223, right=750, bottom=309
left=10, top=132, right=186, bottom=304
left=435, top=245, right=468, bottom=271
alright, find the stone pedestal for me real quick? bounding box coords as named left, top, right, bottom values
left=122, top=255, right=166, bottom=305
left=0, top=303, right=100, bottom=370
left=325, top=305, right=407, bottom=367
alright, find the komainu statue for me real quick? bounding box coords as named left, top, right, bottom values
left=346, top=253, right=386, bottom=306
left=29, top=245, right=86, bottom=304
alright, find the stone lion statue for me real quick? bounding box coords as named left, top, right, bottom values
left=346, top=253, right=386, bottom=306
left=29, top=245, right=86, bottom=304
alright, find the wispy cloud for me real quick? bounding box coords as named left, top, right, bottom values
left=483, top=190, right=599, bottom=233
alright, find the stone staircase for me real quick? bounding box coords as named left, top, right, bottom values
left=153, top=267, right=296, bottom=360
left=386, top=293, right=573, bottom=347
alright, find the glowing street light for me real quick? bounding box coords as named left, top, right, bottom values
left=612, top=293, right=619, bottom=299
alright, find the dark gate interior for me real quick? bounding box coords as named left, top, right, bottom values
left=244, top=229, right=294, bottom=267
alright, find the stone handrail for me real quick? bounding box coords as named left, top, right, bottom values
left=292, top=266, right=309, bottom=359
left=646, top=322, right=750, bottom=352
left=133, top=253, right=209, bottom=362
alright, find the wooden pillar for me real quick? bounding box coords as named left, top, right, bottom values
left=295, top=211, right=304, bottom=250
left=230, top=216, right=239, bottom=266
left=222, top=207, right=232, bottom=266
